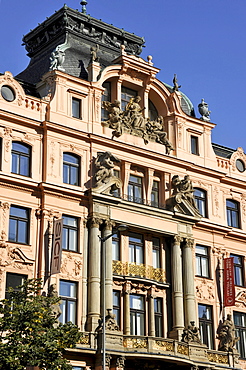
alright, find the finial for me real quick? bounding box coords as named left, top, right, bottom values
left=173, top=74, right=181, bottom=92
left=80, top=0, right=87, bottom=14
left=147, top=55, right=153, bottom=65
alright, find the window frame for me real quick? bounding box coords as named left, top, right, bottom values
left=129, top=232, right=144, bottom=264
left=198, top=304, right=214, bottom=349
left=130, top=294, right=145, bottom=336
left=234, top=311, right=246, bottom=358
left=127, top=174, right=143, bottom=204
left=226, top=199, right=240, bottom=228
left=8, top=205, right=29, bottom=244
left=62, top=215, right=79, bottom=252
left=11, top=141, right=31, bottom=177
left=196, top=245, right=210, bottom=278
left=59, top=280, right=78, bottom=325
left=113, top=290, right=121, bottom=328
left=72, top=97, right=82, bottom=119
left=191, top=135, right=199, bottom=155
left=63, top=152, right=80, bottom=186
left=121, top=86, right=137, bottom=111
left=5, top=272, right=27, bottom=299
left=152, top=237, right=161, bottom=269
left=151, top=180, right=159, bottom=208
left=112, top=232, right=120, bottom=261
left=194, top=188, right=207, bottom=217
left=231, top=254, right=244, bottom=287
left=154, top=297, right=163, bottom=337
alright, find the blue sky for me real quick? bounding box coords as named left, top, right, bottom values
left=0, top=0, right=245, bottom=150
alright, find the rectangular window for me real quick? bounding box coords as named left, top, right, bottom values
left=198, top=304, right=214, bottom=349
left=234, top=312, right=246, bottom=358
left=154, top=297, right=163, bottom=337
left=72, top=97, right=82, bottom=119
left=196, top=245, right=209, bottom=278
left=5, top=272, right=27, bottom=298
left=111, top=169, right=120, bottom=197
left=130, top=294, right=145, bottom=335
left=231, top=254, right=244, bottom=286
left=152, top=237, right=161, bottom=268
left=121, top=86, right=137, bottom=111
left=191, top=135, right=199, bottom=155
left=59, top=280, right=77, bottom=324
left=127, top=175, right=143, bottom=204
left=226, top=200, right=240, bottom=228
left=112, top=233, right=120, bottom=260
left=62, top=215, right=78, bottom=252
left=129, top=233, right=143, bottom=264
left=113, top=290, right=120, bottom=327
left=8, top=205, right=29, bottom=244
left=101, top=82, right=111, bottom=121
left=151, top=180, right=159, bottom=208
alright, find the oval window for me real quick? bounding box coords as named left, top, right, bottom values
left=1, top=85, right=15, bottom=102
left=236, top=159, right=245, bottom=173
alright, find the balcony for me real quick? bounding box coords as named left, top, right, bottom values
left=112, top=261, right=166, bottom=283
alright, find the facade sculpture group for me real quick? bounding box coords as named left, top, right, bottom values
left=218, top=315, right=239, bottom=352
left=102, top=97, right=174, bottom=154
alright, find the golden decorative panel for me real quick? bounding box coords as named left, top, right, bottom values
left=207, top=352, right=228, bottom=364
left=78, top=333, right=90, bottom=345
left=112, top=261, right=166, bottom=283
left=153, top=340, right=174, bottom=352
left=177, top=344, right=189, bottom=356
left=123, top=338, right=147, bottom=349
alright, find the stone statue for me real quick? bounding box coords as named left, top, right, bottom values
left=105, top=309, right=119, bottom=331
left=102, top=98, right=174, bottom=154
left=173, top=74, right=181, bottom=92
left=94, top=151, right=120, bottom=187
left=90, top=44, right=99, bottom=62
left=49, top=45, right=66, bottom=71
left=218, top=314, right=239, bottom=352
left=48, top=284, right=62, bottom=328
left=182, top=321, right=201, bottom=344
left=198, top=99, right=211, bottom=122
left=172, top=175, right=196, bottom=207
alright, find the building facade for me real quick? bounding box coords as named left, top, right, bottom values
left=0, top=3, right=246, bottom=370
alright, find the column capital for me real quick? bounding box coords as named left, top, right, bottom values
left=173, top=235, right=183, bottom=245
left=87, top=216, right=103, bottom=228
left=184, top=238, right=194, bottom=249
left=104, top=219, right=115, bottom=231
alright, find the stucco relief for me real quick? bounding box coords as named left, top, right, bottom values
left=60, top=252, right=83, bottom=279
left=0, top=202, right=9, bottom=245
left=195, top=279, right=215, bottom=301
left=235, top=289, right=246, bottom=308
left=230, top=147, right=246, bottom=171
left=241, top=194, right=246, bottom=223
left=213, top=186, right=220, bottom=217
left=3, top=127, right=12, bottom=162
left=0, top=71, right=25, bottom=106
left=212, top=245, right=227, bottom=258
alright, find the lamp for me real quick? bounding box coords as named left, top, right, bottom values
left=99, top=224, right=128, bottom=370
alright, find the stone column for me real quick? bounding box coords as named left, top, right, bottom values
left=148, top=287, right=155, bottom=337
left=102, top=220, right=114, bottom=316
left=170, top=235, right=184, bottom=340
left=81, top=220, right=88, bottom=330
left=123, top=281, right=131, bottom=335
left=183, top=238, right=197, bottom=327
left=87, top=216, right=102, bottom=331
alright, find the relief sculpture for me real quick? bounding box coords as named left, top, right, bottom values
left=102, top=97, right=174, bottom=154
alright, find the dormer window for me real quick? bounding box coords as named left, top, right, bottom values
left=191, top=135, right=199, bottom=155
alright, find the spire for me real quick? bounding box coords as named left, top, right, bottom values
left=80, top=0, right=88, bottom=14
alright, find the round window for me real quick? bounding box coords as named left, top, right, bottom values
left=236, top=159, right=245, bottom=172
left=1, top=85, right=15, bottom=102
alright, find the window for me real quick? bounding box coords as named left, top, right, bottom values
left=121, top=86, right=137, bottom=111
left=226, top=200, right=240, bottom=228
left=231, top=254, right=244, bottom=286
left=111, top=169, right=120, bottom=197
left=113, top=290, right=120, bottom=326
left=152, top=237, right=161, bottom=268
left=5, top=273, right=27, bottom=298
left=151, top=180, right=159, bottom=208
left=191, top=136, right=199, bottom=155
left=234, top=312, right=246, bottom=358
left=72, top=367, right=85, bottom=370
left=129, top=233, right=143, bottom=264
left=11, top=141, right=31, bottom=177
left=196, top=245, right=210, bottom=278
left=59, top=280, right=77, bottom=324
left=154, top=298, right=163, bottom=337
left=62, top=215, right=78, bottom=252
left=101, top=82, right=111, bottom=121
left=128, top=175, right=143, bottom=203
left=198, top=304, right=214, bottom=349
left=148, top=99, right=158, bottom=121
left=8, top=205, right=29, bottom=244
left=112, top=233, right=120, bottom=260
left=194, top=188, right=207, bottom=217
left=63, top=153, right=80, bottom=186
left=72, top=97, right=81, bottom=119
left=130, top=294, right=145, bottom=335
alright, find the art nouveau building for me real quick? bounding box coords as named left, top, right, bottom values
left=0, top=3, right=246, bottom=370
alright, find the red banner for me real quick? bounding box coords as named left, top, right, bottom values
left=224, top=257, right=235, bottom=307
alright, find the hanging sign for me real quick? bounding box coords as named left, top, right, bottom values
left=224, top=257, right=235, bottom=307
left=50, top=218, right=63, bottom=275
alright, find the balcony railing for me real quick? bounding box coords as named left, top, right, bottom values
left=112, top=261, right=166, bottom=283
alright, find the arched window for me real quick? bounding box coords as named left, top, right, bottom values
left=148, top=99, right=158, bottom=121
left=226, top=199, right=240, bottom=228
left=11, top=142, right=31, bottom=177
left=194, top=188, right=207, bottom=217
left=63, top=153, right=80, bottom=186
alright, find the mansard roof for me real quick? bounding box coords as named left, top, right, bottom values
left=212, top=143, right=235, bottom=158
